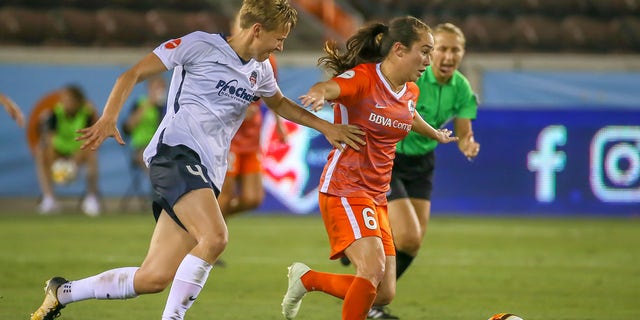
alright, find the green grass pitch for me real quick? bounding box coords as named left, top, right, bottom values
left=1, top=212, right=638, bottom=319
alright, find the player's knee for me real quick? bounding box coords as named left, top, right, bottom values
left=199, top=230, right=229, bottom=257
left=144, top=280, right=170, bottom=294
left=356, top=260, right=386, bottom=286
left=374, top=291, right=395, bottom=306
left=395, top=232, right=422, bottom=255
left=247, top=199, right=262, bottom=210
left=239, top=196, right=262, bottom=211
left=135, top=269, right=173, bottom=294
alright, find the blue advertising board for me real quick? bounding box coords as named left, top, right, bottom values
left=258, top=108, right=639, bottom=216
left=431, top=109, right=639, bottom=215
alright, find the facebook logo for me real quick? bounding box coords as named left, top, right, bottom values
left=527, top=125, right=567, bottom=202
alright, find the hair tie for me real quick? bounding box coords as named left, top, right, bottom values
left=375, top=25, right=388, bottom=45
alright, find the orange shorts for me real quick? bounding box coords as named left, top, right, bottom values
left=318, top=193, right=395, bottom=260
left=227, top=151, right=261, bottom=177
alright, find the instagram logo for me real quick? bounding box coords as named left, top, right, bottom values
left=590, top=126, right=640, bottom=202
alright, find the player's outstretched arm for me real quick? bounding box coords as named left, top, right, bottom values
left=299, top=80, right=340, bottom=112
left=454, top=118, right=480, bottom=159
left=411, top=111, right=458, bottom=144
left=263, top=90, right=365, bottom=151
left=77, top=53, right=167, bottom=151
left=0, top=93, right=25, bottom=127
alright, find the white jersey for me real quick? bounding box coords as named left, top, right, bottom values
left=143, top=31, right=279, bottom=189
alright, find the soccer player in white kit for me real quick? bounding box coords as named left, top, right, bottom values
left=29, top=1, right=365, bottom=319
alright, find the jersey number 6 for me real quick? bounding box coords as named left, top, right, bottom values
left=361, top=207, right=378, bottom=230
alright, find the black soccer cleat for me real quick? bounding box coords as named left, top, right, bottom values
left=367, top=306, right=400, bottom=319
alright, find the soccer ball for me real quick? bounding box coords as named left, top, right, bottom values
left=51, top=158, right=78, bottom=184
left=488, top=313, right=524, bottom=320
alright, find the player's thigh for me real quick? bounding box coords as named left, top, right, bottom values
left=218, top=175, right=237, bottom=204
left=410, top=198, right=431, bottom=237
left=149, top=144, right=224, bottom=241
left=218, top=152, right=239, bottom=205
left=388, top=198, right=421, bottom=241
left=346, top=236, right=386, bottom=284
left=74, top=148, right=97, bottom=167
left=320, top=194, right=394, bottom=261
left=40, top=143, right=58, bottom=166
left=173, top=188, right=227, bottom=243
left=233, top=151, right=263, bottom=204
left=239, top=172, right=264, bottom=202
left=137, top=211, right=196, bottom=287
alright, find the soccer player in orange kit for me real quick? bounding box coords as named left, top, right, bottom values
left=281, top=16, right=458, bottom=320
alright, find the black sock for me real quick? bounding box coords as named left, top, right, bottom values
left=396, top=250, right=415, bottom=279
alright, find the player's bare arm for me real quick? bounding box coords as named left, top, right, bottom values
left=77, top=53, right=168, bottom=151
left=274, top=114, right=288, bottom=142
left=299, top=80, right=340, bottom=112
left=262, top=90, right=365, bottom=151
left=411, top=111, right=458, bottom=144
left=0, top=93, right=25, bottom=127
left=454, top=118, right=480, bottom=159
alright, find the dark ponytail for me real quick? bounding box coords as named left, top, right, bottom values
left=318, top=16, right=431, bottom=77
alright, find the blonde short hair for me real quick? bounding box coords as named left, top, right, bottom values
left=238, top=0, right=298, bottom=31
left=434, top=23, right=466, bottom=47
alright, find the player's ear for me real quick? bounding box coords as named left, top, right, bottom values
left=251, top=23, right=262, bottom=38
left=393, top=41, right=406, bottom=57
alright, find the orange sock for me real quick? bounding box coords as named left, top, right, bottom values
left=301, top=270, right=354, bottom=299
left=342, top=276, right=376, bottom=320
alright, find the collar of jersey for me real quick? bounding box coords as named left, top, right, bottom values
left=425, top=65, right=458, bottom=87
left=220, top=33, right=252, bottom=65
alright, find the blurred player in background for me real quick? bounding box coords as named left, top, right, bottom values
left=367, top=22, right=481, bottom=319
left=216, top=55, right=285, bottom=268
left=29, top=1, right=364, bottom=319
left=122, top=75, right=167, bottom=172
left=218, top=15, right=286, bottom=219
left=218, top=55, right=287, bottom=219
left=0, top=92, right=25, bottom=127
left=281, top=16, right=457, bottom=320
left=33, top=85, right=101, bottom=216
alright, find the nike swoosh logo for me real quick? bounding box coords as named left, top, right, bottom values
left=374, top=104, right=386, bottom=109
left=188, top=296, right=197, bottom=301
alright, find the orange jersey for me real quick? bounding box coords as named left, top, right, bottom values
left=318, top=63, right=419, bottom=205
left=230, top=103, right=262, bottom=153
left=230, top=55, right=278, bottom=154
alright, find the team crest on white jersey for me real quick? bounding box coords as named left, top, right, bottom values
left=249, top=70, right=258, bottom=87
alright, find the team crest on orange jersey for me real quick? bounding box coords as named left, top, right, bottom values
left=408, top=100, right=416, bottom=114
left=164, top=38, right=182, bottom=49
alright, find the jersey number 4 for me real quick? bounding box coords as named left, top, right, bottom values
left=186, top=164, right=208, bottom=183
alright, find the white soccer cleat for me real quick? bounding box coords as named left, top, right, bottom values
left=38, top=197, right=59, bottom=215
left=81, top=194, right=101, bottom=217
left=281, top=262, right=310, bottom=319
